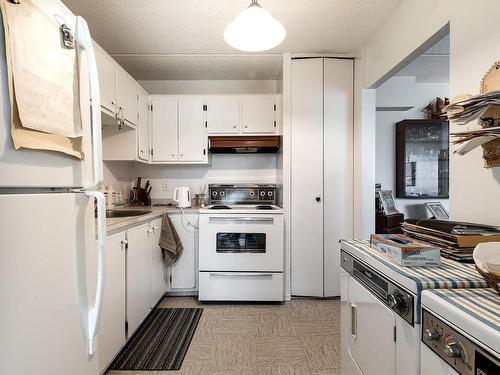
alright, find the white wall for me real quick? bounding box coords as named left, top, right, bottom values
left=448, top=1, right=500, bottom=226
left=360, top=0, right=500, bottom=227
left=376, top=80, right=449, bottom=218
left=138, top=80, right=278, bottom=95
left=132, top=154, right=277, bottom=199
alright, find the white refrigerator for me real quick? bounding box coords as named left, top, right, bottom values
left=0, top=1, right=105, bottom=374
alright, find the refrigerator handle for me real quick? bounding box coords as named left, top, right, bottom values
left=84, top=190, right=106, bottom=355
left=76, top=16, right=103, bottom=190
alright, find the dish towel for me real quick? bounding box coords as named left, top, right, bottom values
left=159, top=213, right=183, bottom=266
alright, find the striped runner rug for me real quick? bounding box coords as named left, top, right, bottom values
left=108, top=308, right=203, bottom=371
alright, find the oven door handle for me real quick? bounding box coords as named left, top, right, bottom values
left=209, top=272, right=274, bottom=278
left=208, top=217, right=274, bottom=223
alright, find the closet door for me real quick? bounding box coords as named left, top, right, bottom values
left=323, top=59, right=354, bottom=297
left=291, top=58, right=324, bottom=297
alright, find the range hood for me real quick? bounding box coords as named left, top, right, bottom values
left=208, top=136, right=280, bottom=154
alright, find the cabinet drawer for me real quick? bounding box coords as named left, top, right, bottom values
left=198, top=272, right=283, bottom=301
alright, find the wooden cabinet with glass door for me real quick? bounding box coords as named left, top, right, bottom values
left=395, top=119, right=449, bottom=199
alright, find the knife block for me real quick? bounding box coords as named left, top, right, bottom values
left=129, top=187, right=151, bottom=206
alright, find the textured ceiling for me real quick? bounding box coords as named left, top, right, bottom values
left=62, top=0, right=401, bottom=80
left=396, top=34, right=450, bottom=83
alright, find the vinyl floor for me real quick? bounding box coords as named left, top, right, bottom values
left=108, top=296, right=341, bottom=375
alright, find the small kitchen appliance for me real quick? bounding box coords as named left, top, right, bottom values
left=198, top=184, right=284, bottom=301
left=173, top=186, right=191, bottom=208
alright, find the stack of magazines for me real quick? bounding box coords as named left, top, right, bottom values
left=402, top=219, right=500, bottom=262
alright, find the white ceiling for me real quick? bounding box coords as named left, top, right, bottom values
left=62, top=0, right=401, bottom=80
left=395, top=33, right=450, bottom=83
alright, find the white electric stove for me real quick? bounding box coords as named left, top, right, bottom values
left=198, top=184, right=284, bottom=301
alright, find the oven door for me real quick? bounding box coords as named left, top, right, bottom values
left=199, top=213, right=283, bottom=272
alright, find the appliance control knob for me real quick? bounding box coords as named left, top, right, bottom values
left=268, top=191, right=273, bottom=196
left=220, top=191, right=225, bottom=196
left=387, top=293, right=406, bottom=311
left=250, top=191, right=255, bottom=196
left=212, top=191, right=218, bottom=196
left=260, top=191, right=266, bottom=196
left=444, top=342, right=462, bottom=359
left=424, top=328, right=440, bottom=341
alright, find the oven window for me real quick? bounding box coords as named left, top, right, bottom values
left=216, top=233, right=266, bottom=253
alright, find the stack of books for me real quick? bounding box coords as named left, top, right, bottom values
left=402, top=219, right=500, bottom=262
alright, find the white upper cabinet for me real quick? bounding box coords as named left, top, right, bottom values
left=151, top=97, right=178, bottom=162
left=178, top=98, right=207, bottom=162
left=116, top=68, right=139, bottom=126
left=206, top=97, right=240, bottom=134
left=94, top=44, right=116, bottom=113
left=137, top=92, right=150, bottom=162
left=241, top=96, right=277, bottom=133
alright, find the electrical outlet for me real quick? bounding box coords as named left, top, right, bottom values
left=162, top=182, right=169, bottom=191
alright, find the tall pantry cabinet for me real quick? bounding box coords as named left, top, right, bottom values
left=291, top=58, right=353, bottom=297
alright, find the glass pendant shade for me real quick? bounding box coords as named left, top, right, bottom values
left=224, top=0, right=286, bottom=52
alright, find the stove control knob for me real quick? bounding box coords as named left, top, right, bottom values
left=212, top=191, right=217, bottom=196
left=387, top=293, right=406, bottom=312
left=220, top=191, right=225, bottom=196
left=250, top=191, right=255, bottom=197
left=444, top=342, right=462, bottom=359
left=260, top=191, right=266, bottom=196
left=424, top=328, right=440, bottom=341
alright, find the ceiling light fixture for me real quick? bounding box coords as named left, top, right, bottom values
left=224, top=0, right=286, bottom=52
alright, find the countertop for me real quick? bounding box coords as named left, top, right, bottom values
left=422, top=288, right=499, bottom=356
left=105, top=205, right=200, bottom=234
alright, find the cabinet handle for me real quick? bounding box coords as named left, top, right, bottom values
left=233, top=125, right=237, bottom=129
left=351, top=303, right=357, bottom=339
left=147, top=229, right=153, bottom=234
left=180, top=154, right=184, bottom=157
left=315, top=196, right=321, bottom=202
left=244, top=125, right=248, bottom=128
left=171, top=153, right=175, bottom=157
left=152, top=226, right=158, bottom=232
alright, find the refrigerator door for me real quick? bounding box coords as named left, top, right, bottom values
left=0, top=193, right=99, bottom=375
left=0, top=0, right=102, bottom=189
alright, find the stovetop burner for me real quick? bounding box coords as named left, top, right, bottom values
left=255, top=205, right=273, bottom=210
left=210, top=205, right=231, bottom=210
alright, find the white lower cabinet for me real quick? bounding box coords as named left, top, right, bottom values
left=99, top=233, right=127, bottom=373
left=149, top=218, right=167, bottom=307
left=126, top=224, right=152, bottom=336
left=168, top=214, right=198, bottom=291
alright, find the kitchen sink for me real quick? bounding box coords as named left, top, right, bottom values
left=105, top=209, right=152, bottom=218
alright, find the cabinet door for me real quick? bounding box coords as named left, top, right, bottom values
left=126, top=224, right=151, bottom=335
left=137, top=93, right=150, bottom=161
left=94, top=44, right=116, bottom=113
left=116, top=69, right=138, bottom=126
left=241, top=96, right=277, bottom=133
left=348, top=277, right=396, bottom=375
left=169, top=215, right=197, bottom=290
left=99, top=233, right=126, bottom=372
left=178, top=98, right=207, bottom=162
left=323, top=59, right=354, bottom=297
left=291, top=58, right=324, bottom=297
left=206, top=97, right=240, bottom=134
left=149, top=219, right=167, bottom=307
left=151, top=98, right=178, bottom=162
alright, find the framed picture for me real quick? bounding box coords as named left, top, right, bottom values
left=425, top=202, right=449, bottom=220
left=379, top=190, right=399, bottom=215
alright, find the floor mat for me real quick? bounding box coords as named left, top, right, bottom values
left=108, top=308, right=203, bottom=371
